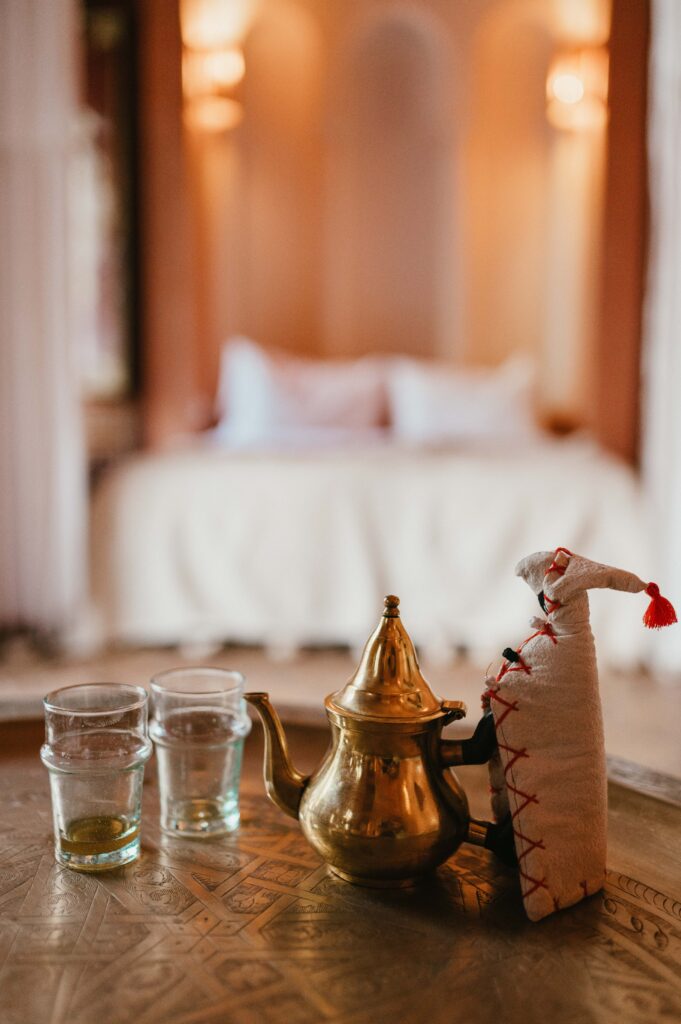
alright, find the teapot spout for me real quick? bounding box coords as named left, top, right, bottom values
left=244, top=692, right=309, bottom=819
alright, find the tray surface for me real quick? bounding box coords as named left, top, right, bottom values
left=1, top=752, right=680, bottom=1024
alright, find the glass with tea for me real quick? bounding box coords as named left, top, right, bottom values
left=41, top=683, right=152, bottom=871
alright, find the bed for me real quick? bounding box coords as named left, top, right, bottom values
left=91, top=433, right=652, bottom=669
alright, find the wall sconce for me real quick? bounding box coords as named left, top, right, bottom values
left=182, top=46, right=244, bottom=131
left=180, top=0, right=255, bottom=132
left=546, top=48, right=609, bottom=131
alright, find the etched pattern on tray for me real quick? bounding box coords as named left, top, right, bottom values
left=0, top=766, right=679, bottom=1024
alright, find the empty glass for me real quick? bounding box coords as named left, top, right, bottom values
left=41, top=683, right=152, bottom=872
left=150, top=668, right=251, bottom=837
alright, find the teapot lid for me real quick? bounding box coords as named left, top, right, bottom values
left=326, top=596, right=444, bottom=722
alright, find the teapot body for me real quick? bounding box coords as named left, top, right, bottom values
left=299, top=710, right=469, bottom=886
left=246, top=595, right=471, bottom=887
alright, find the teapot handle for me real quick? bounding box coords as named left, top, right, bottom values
left=440, top=707, right=498, bottom=768
left=439, top=700, right=467, bottom=767
left=441, top=699, right=467, bottom=723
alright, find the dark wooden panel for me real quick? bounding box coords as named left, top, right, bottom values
left=137, top=0, right=198, bottom=445
left=596, top=0, right=650, bottom=462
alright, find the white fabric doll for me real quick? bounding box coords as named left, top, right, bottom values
left=458, top=547, right=676, bottom=922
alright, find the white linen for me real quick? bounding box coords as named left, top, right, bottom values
left=641, top=0, right=681, bottom=671
left=91, top=436, right=650, bottom=668
left=0, top=0, right=87, bottom=634
left=389, top=356, right=537, bottom=443
left=215, top=337, right=388, bottom=445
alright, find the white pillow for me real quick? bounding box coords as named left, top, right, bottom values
left=215, top=337, right=388, bottom=445
left=388, top=356, right=538, bottom=444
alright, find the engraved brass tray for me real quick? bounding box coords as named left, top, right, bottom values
left=1, top=730, right=680, bottom=1024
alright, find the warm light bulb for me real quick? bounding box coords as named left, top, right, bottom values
left=205, top=48, right=245, bottom=89
left=183, top=46, right=245, bottom=99
left=180, top=0, right=256, bottom=49
left=546, top=48, right=609, bottom=131
left=550, top=72, right=585, bottom=105
left=180, top=0, right=254, bottom=133
left=184, top=95, right=243, bottom=132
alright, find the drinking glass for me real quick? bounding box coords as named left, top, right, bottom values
left=150, top=668, right=251, bottom=837
left=41, top=683, right=152, bottom=872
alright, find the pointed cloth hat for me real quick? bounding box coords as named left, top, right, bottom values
left=515, top=547, right=676, bottom=628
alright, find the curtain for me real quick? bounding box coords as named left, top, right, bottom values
left=642, top=0, right=681, bottom=672
left=0, top=0, right=87, bottom=636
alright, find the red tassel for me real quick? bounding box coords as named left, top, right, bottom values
left=643, top=583, right=678, bottom=629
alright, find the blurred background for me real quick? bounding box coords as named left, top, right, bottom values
left=1, top=0, right=679, bottom=773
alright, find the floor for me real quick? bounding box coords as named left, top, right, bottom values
left=1, top=638, right=679, bottom=778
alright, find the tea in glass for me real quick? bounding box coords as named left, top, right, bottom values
left=41, top=683, right=152, bottom=871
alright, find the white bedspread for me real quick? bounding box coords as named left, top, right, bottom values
left=91, top=437, right=652, bottom=668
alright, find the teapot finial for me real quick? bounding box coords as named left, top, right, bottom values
left=327, top=595, right=442, bottom=721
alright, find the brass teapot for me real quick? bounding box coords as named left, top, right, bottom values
left=245, top=596, right=472, bottom=887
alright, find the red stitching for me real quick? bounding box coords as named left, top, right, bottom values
left=510, top=788, right=539, bottom=819
left=497, top=743, right=539, bottom=818
left=497, top=742, right=529, bottom=773
left=514, top=828, right=546, bottom=861
left=580, top=879, right=588, bottom=898
left=543, top=546, right=571, bottom=612
left=489, top=692, right=519, bottom=727
left=489, top=693, right=549, bottom=903
left=505, top=661, right=531, bottom=676
left=487, top=556, right=577, bottom=909
left=496, top=654, right=531, bottom=684
left=519, top=871, right=549, bottom=899
left=519, top=623, right=557, bottom=648
left=546, top=546, right=573, bottom=576
left=495, top=620, right=558, bottom=690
